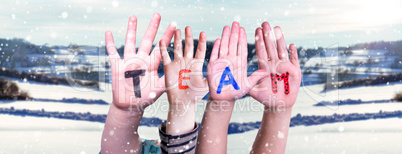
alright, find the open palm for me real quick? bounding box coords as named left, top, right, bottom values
left=105, top=14, right=175, bottom=110
left=249, top=22, right=302, bottom=108
left=207, top=22, right=268, bottom=101
left=160, top=27, right=208, bottom=104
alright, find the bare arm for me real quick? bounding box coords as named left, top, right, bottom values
left=160, top=27, right=208, bottom=135
left=249, top=22, right=301, bottom=154
left=196, top=99, right=235, bottom=153
left=196, top=22, right=268, bottom=153
left=251, top=108, right=292, bottom=154
left=101, top=103, right=143, bottom=153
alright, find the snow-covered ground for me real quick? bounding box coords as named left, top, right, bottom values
left=0, top=73, right=401, bottom=153
left=227, top=118, right=402, bottom=153
left=301, top=49, right=402, bottom=84
left=4, top=75, right=401, bottom=122
left=2, top=114, right=402, bottom=153
left=1, top=47, right=402, bottom=153
left=0, top=115, right=104, bottom=154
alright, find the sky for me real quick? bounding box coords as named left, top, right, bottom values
left=1, top=0, right=402, bottom=48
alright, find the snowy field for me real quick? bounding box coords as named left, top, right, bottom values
left=1, top=47, right=402, bottom=153
left=0, top=74, right=401, bottom=153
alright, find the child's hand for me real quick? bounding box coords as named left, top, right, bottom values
left=249, top=22, right=301, bottom=109
left=105, top=13, right=175, bottom=111
left=159, top=27, right=208, bottom=135
left=102, top=14, right=175, bottom=154
left=250, top=22, right=301, bottom=154
left=159, top=27, right=208, bottom=105
left=207, top=22, right=268, bottom=102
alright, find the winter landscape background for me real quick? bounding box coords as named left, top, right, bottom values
left=1, top=0, right=402, bottom=153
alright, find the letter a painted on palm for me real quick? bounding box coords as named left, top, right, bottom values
left=216, top=67, right=240, bottom=94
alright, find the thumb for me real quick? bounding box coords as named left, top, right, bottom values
left=247, top=69, right=269, bottom=88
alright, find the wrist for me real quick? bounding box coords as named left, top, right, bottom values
left=112, top=100, right=149, bottom=113
left=166, top=100, right=196, bottom=135
left=206, top=98, right=235, bottom=112
left=263, top=106, right=292, bottom=119
left=168, top=101, right=196, bottom=114
left=263, top=105, right=293, bottom=113
left=108, top=102, right=144, bottom=128
left=258, top=97, right=295, bottom=113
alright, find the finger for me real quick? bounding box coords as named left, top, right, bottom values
left=124, top=15, right=137, bottom=58
left=261, top=22, right=278, bottom=60
left=149, top=23, right=175, bottom=70
left=239, top=27, right=248, bottom=66
left=255, top=28, right=268, bottom=70
left=228, top=22, right=239, bottom=57
left=274, top=26, right=289, bottom=61
left=156, top=75, right=166, bottom=94
left=159, top=41, right=171, bottom=65
left=174, top=29, right=183, bottom=59
left=203, top=78, right=208, bottom=90
left=209, top=38, right=221, bottom=63
left=247, top=69, right=269, bottom=87
left=159, top=23, right=176, bottom=46
left=219, top=26, right=230, bottom=58
left=289, top=43, right=299, bottom=67
left=184, top=26, right=194, bottom=58
left=195, top=31, right=207, bottom=60
left=105, top=31, right=120, bottom=67
left=137, top=13, right=161, bottom=56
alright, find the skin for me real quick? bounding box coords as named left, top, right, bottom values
left=101, top=13, right=175, bottom=153
left=196, top=22, right=269, bottom=154
left=249, top=22, right=302, bottom=154
left=159, top=27, right=208, bottom=135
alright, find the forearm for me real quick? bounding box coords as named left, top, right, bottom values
left=101, top=103, right=143, bottom=154
left=196, top=98, right=235, bottom=154
left=166, top=100, right=196, bottom=135
left=251, top=106, right=292, bottom=154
